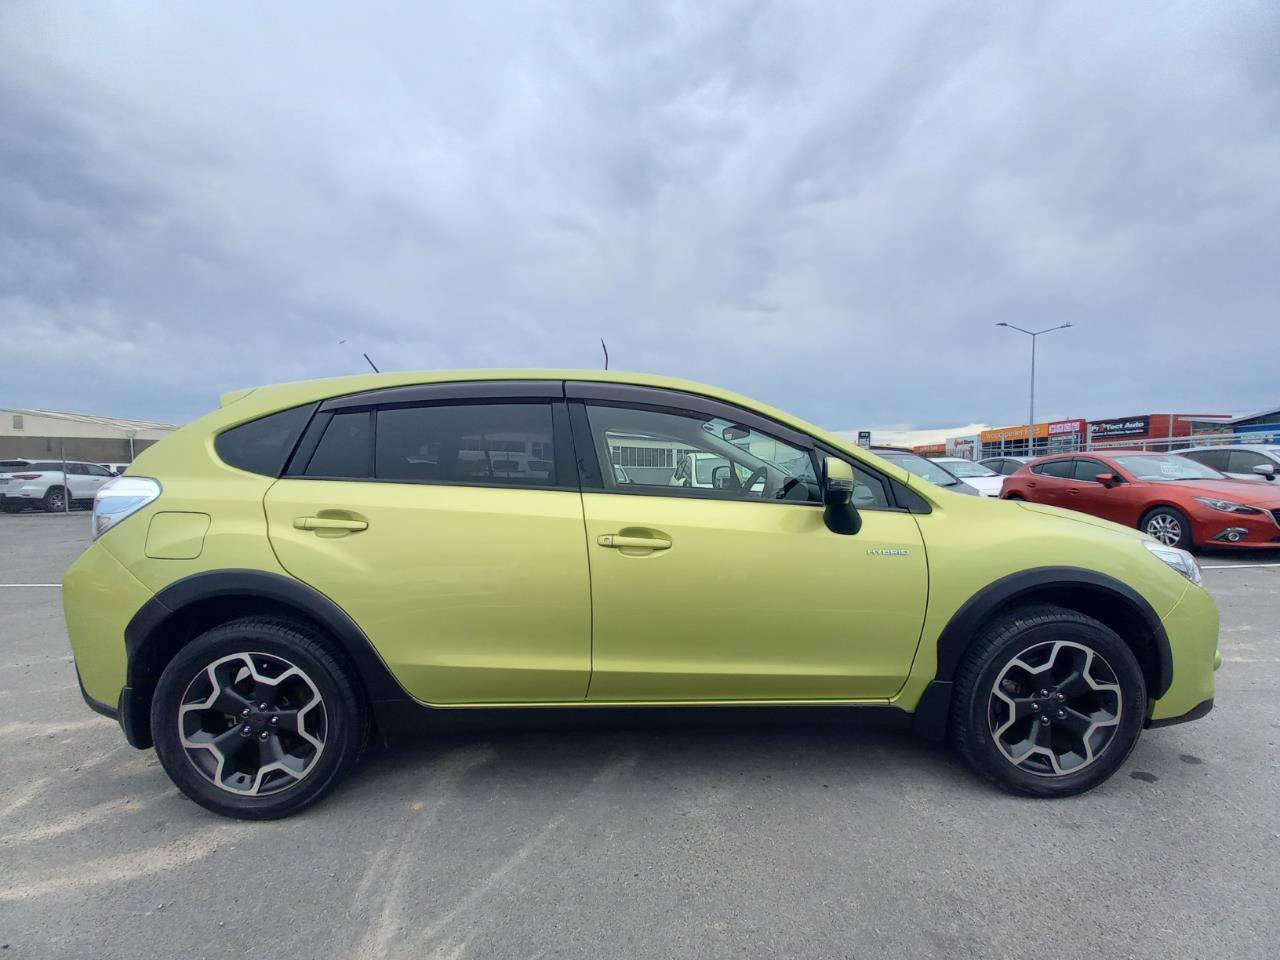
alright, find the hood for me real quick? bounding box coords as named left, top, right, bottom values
left=1146, top=478, right=1280, bottom=506
left=1014, top=500, right=1151, bottom=542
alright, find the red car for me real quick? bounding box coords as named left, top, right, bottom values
left=1001, top=451, right=1280, bottom=549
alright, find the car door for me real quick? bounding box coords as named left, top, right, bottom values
left=263, top=383, right=592, bottom=704
left=80, top=462, right=113, bottom=497
left=1066, top=457, right=1128, bottom=522
left=567, top=382, right=928, bottom=702
left=1025, top=458, right=1074, bottom=506
left=1226, top=449, right=1274, bottom=482
left=65, top=463, right=102, bottom=500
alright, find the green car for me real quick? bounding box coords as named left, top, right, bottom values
left=64, top=371, right=1220, bottom=818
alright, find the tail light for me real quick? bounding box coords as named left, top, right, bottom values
left=10, top=474, right=40, bottom=480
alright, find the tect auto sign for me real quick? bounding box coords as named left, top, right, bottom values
left=1089, top=416, right=1151, bottom=439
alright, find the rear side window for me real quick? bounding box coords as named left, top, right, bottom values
left=1031, top=459, right=1073, bottom=478
left=305, top=411, right=373, bottom=479
left=375, top=403, right=556, bottom=486
left=215, top=404, right=315, bottom=477
left=1186, top=449, right=1229, bottom=471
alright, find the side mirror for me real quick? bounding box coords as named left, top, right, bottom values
left=822, top=457, right=861, bottom=535
left=1096, top=472, right=1117, bottom=487
left=1253, top=463, right=1277, bottom=480
left=710, top=464, right=733, bottom=489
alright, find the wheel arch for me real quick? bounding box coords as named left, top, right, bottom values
left=911, top=567, right=1173, bottom=741
left=120, top=569, right=411, bottom=749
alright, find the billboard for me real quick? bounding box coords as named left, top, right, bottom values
left=1089, top=416, right=1151, bottom=439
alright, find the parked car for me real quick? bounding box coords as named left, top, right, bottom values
left=1180, top=444, right=1279, bottom=483
left=64, top=370, right=1219, bottom=818
left=980, top=455, right=1034, bottom=476
left=1001, top=451, right=1280, bottom=549
left=933, top=456, right=1004, bottom=497
left=0, top=459, right=115, bottom=512
left=870, top=447, right=981, bottom=495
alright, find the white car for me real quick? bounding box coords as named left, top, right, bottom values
left=933, top=456, right=1005, bottom=497
left=1180, top=444, right=1280, bottom=482
left=0, top=459, right=115, bottom=512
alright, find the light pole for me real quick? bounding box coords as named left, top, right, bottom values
left=995, top=322, right=1073, bottom=455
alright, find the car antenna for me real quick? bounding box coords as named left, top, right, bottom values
left=600, top=338, right=609, bottom=370
left=363, top=353, right=380, bottom=373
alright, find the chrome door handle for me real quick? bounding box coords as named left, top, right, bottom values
left=294, top=516, right=368, bottom=531
left=597, top=534, right=671, bottom=550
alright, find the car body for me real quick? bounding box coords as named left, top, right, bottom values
left=933, top=457, right=1004, bottom=497
left=1001, top=451, right=1280, bottom=549
left=869, top=447, right=981, bottom=496
left=0, top=459, right=115, bottom=512
left=63, top=370, right=1220, bottom=817
left=980, top=455, right=1034, bottom=476
left=1181, top=444, right=1280, bottom=483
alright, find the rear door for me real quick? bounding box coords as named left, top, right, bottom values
left=567, top=382, right=928, bottom=702
left=263, top=382, right=592, bottom=704
left=1027, top=458, right=1074, bottom=506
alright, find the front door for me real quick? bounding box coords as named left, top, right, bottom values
left=264, top=394, right=591, bottom=704
left=569, top=389, right=929, bottom=702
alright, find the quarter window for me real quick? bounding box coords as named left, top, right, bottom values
left=216, top=404, right=315, bottom=477
left=583, top=403, right=823, bottom=504
left=374, top=403, right=556, bottom=486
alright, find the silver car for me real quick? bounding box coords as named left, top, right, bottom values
left=0, top=459, right=115, bottom=512
left=1180, top=444, right=1280, bottom=482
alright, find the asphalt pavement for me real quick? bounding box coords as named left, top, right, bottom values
left=0, top=511, right=1277, bottom=959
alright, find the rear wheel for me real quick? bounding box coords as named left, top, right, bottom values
left=42, top=486, right=67, bottom=512
left=1141, top=506, right=1192, bottom=549
left=151, top=618, right=364, bottom=819
left=951, top=605, right=1145, bottom=797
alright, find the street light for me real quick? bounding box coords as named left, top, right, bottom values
left=995, top=322, right=1073, bottom=455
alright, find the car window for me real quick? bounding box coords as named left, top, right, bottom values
left=374, top=402, right=556, bottom=486
left=878, top=452, right=960, bottom=486
left=67, top=463, right=88, bottom=475
left=216, top=404, right=316, bottom=477
left=943, top=459, right=997, bottom=478
left=29, top=462, right=60, bottom=471
left=84, top=463, right=112, bottom=477
left=584, top=402, right=823, bottom=504
left=306, top=410, right=374, bottom=479
left=1112, top=454, right=1222, bottom=481
left=1072, top=459, right=1112, bottom=482
left=1031, top=459, right=1074, bottom=478
left=1184, top=449, right=1229, bottom=471
left=1227, top=450, right=1268, bottom=474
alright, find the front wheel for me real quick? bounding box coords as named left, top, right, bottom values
left=1141, top=506, right=1192, bottom=549
left=951, top=605, right=1146, bottom=797
left=42, top=486, right=67, bottom=512
left=151, top=618, right=365, bottom=819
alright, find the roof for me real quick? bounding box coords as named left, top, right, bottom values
left=1, top=407, right=178, bottom=432
left=1187, top=405, right=1280, bottom=425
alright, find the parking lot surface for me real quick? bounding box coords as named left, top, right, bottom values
left=1, top=512, right=1277, bottom=959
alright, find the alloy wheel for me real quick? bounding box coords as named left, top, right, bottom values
left=1145, top=514, right=1182, bottom=545
left=178, top=652, right=327, bottom=796
left=988, top=640, right=1122, bottom=777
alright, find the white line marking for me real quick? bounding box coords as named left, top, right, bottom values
left=0, top=583, right=61, bottom=588
left=1200, top=563, right=1280, bottom=570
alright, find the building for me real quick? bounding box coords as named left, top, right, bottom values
left=976, top=418, right=1087, bottom=459
left=0, top=408, right=178, bottom=464
left=1086, top=413, right=1229, bottom=450
left=1187, top=406, right=1280, bottom=444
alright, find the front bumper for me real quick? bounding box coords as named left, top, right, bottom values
left=1191, top=508, right=1280, bottom=547
left=1148, top=583, right=1220, bottom=723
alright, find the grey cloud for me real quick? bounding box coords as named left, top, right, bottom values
left=1, top=1, right=1277, bottom=428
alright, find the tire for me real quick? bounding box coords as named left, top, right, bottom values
left=151, top=618, right=365, bottom=820
left=42, top=486, right=67, bottom=512
left=950, top=604, right=1146, bottom=797
left=1140, top=506, right=1193, bottom=549
left=1005, top=494, right=1025, bottom=501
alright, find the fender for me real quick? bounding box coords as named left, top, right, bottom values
left=120, top=569, right=412, bottom=747
left=911, top=566, right=1173, bottom=741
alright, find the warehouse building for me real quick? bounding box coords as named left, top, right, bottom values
left=0, top=408, right=178, bottom=464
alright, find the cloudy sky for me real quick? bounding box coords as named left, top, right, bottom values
left=2, top=2, right=1277, bottom=435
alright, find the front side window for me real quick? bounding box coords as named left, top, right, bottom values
left=1072, top=459, right=1112, bottom=483
left=375, top=402, right=556, bottom=486
left=584, top=403, right=821, bottom=503
left=1227, top=450, right=1267, bottom=474
left=878, top=452, right=961, bottom=487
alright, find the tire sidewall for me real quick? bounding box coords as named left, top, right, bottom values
left=151, top=624, right=360, bottom=820
left=961, top=616, right=1146, bottom=797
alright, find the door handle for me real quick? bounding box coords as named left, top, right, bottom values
left=597, top=534, right=671, bottom=550
left=294, top=516, right=368, bottom=532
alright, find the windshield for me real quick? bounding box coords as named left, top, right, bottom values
left=1112, top=454, right=1224, bottom=481
left=943, top=459, right=997, bottom=478
left=880, top=452, right=960, bottom=485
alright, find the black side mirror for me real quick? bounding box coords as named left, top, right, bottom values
left=822, top=457, right=861, bottom=535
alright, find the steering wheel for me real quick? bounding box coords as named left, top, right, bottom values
left=775, top=477, right=802, bottom=500
left=741, top=465, right=768, bottom=496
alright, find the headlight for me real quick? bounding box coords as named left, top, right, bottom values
left=92, top=476, right=161, bottom=539
left=1192, top=495, right=1261, bottom=514
left=1144, top=540, right=1202, bottom=586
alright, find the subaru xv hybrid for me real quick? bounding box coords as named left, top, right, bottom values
left=63, top=371, right=1220, bottom=819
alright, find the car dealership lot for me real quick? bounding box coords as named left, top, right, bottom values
left=1, top=513, right=1277, bottom=960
